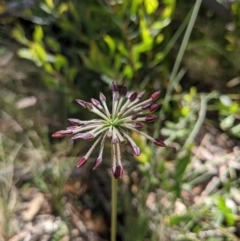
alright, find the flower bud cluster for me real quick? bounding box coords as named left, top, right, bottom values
left=52, top=82, right=166, bottom=179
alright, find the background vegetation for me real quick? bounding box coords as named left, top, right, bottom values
left=0, top=0, right=240, bottom=240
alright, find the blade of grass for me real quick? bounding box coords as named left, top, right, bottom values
left=140, top=12, right=191, bottom=90
left=151, top=9, right=193, bottom=69
left=181, top=94, right=207, bottom=150
left=166, top=0, right=203, bottom=104
left=154, top=0, right=203, bottom=138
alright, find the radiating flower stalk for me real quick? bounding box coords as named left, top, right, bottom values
left=52, top=82, right=166, bottom=178
left=52, top=82, right=166, bottom=241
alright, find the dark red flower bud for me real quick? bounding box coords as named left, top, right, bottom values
left=68, top=118, right=81, bottom=125
left=141, top=102, right=152, bottom=109
left=76, top=99, right=86, bottom=108
left=77, top=156, right=88, bottom=167
left=52, top=131, right=65, bottom=138
left=137, top=91, right=145, bottom=100
left=151, top=90, right=161, bottom=101
left=91, top=98, right=100, bottom=106
left=128, top=91, right=137, bottom=102
left=93, top=157, right=102, bottom=170
left=120, top=85, right=127, bottom=96
left=154, top=138, right=166, bottom=147
left=85, top=102, right=93, bottom=110
left=112, top=165, right=124, bottom=179
left=131, top=113, right=139, bottom=120
left=52, top=129, right=73, bottom=138
left=135, top=122, right=144, bottom=129
left=99, top=92, right=106, bottom=102
left=71, top=133, right=83, bottom=140
left=132, top=146, right=141, bottom=156
left=149, top=103, right=159, bottom=112
left=111, top=82, right=118, bottom=92
left=145, top=115, right=158, bottom=122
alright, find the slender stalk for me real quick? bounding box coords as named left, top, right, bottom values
left=111, top=148, right=118, bottom=241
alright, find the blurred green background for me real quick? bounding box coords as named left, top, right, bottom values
left=0, top=0, right=240, bottom=240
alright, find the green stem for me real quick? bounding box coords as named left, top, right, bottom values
left=111, top=173, right=118, bottom=241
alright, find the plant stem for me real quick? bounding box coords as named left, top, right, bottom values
left=111, top=173, right=118, bottom=241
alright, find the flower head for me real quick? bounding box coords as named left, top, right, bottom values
left=52, top=82, right=166, bottom=179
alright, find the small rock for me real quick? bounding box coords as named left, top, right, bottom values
left=22, top=193, right=45, bottom=221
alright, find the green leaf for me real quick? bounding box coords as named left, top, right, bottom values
left=122, top=65, right=134, bottom=79
left=34, top=26, right=44, bottom=42
left=161, top=127, right=173, bottom=136
left=220, top=95, right=233, bottom=107
left=220, top=115, right=235, bottom=130
left=40, top=3, right=53, bottom=14
left=135, top=153, right=149, bottom=163
left=169, top=214, right=193, bottom=226
left=140, top=18, right=152, bottom=43
left=89, top=41, right=101, bottom=62
left=34, top=43, right=47, bottom=62
left=17, top=48, right=33, bottom=60
left=103, top=35, right=116, bottom=57
left=44, top=63, right=54, bottom=73
left=54, top=55, right=68, bottom=71
left=229, top=102, right=240, bottom=114
left=165, top=121, right=177, bottom=129
left=12, top=24, right=29, bottom=46
left=130, top=0, right=142, bottom=18
left=152, top=19, right=171, bottom=31
left=162, top=6, right=173, bottom=18
left=18, top=48, right=41, bottom=66
left=181, top=106, right=190, bottom=116
left=132, top=41, right=153, bottom=63
left=175, top=152, right=191, bottom=196
left=45, top=0, right=54, bottom=9
left=144, top=0, right=158, bottom=14
left=58, top=3, right=68, bottom=14
left=176, top=129, right=189, bottom=138
left=118, top=42, right=129, bottom=57
left=113, top=54, right=122, bottom=71
left=46, top=37, right=61, bottom=52
left=150, top=52, right=164, bottom=66
left=230, top=123, right=240, bottom=137
left=175, top=154, right=191, bottom=181
left=216, top=197, right=235, bottom=226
